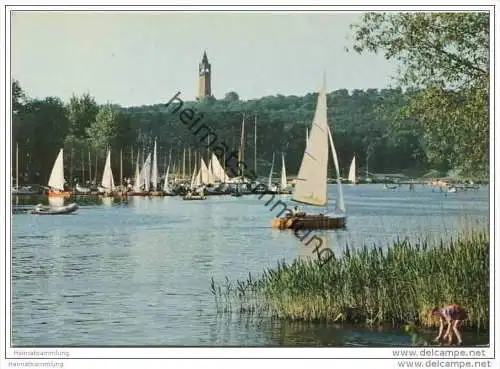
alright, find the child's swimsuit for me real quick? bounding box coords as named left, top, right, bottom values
left=439, top=304, right=466, bottom=321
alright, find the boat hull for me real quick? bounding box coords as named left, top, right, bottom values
left=127, top=191, right=149, bottom=196
left=47, top=190, right=72, bottom=198
left=30, top=203, right=79, bottom=215
left=12, top=190, right=39, bottom=196
left=271, top=214, right=346, bottom=230
left=182, top=195, right=207, bottom=200
left=149, top=191, right=165, bottom=196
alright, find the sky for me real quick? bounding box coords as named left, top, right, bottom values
left=11, top=11, right=400, bottom=107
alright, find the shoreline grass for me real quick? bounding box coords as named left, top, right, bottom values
left=211, top=229, right=489, bottom=331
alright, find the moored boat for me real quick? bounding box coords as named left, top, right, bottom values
left=12, top=186, right=39, bottom=196
left=272, top=76, right=346, bottom=230
left=348, top=155, right=358, bottom=185
left=383, top=184, right=399, bottom=190
left=47, top=149, right=72, bottom=198
left=272, top=213, right=346, bottom=229
left=98, top=149, right=116, bottom=197
left=30, top=202, right=79, bottom=215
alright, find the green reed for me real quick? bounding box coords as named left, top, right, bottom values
left=211, top=229, right=489, bottom=330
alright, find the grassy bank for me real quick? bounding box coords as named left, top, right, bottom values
left=211, top=229, right=489, bottom=330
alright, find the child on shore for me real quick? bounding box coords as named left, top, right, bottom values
left=430, top=304, right=467, bottom=345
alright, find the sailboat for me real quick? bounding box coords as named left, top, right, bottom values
left=267, top=152, right=277, bottom=193
left=163, top=152, right=174, bottom=196
left=278, top=153, right=292, bottom=194
left=47, top=148, right=72, bottom=198
left=150, top=140, right=163, bottom=196
left=183, top=160, right=206, bottom=200
left=142, top=153, right=152, bottom=193
left=271, top=78, right=346, bottom=229
left=348, top=155, right=358, bottom=185
left=12, top=143, right=38, bottom=196
left=98, top=150, right=115, bottom=196
left=129, top=150, right=150, bottom=196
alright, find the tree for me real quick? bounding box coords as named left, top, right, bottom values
left=86, top=105, right=119, bottom=152
left=350, top=12, right=489, bottom=177
left=12, top=79, right=26, bottom=115
left=224, top=91, right=240, bottom=102
left=67, top=93, right=99, bottom=137
left=21, top=97, right=70, bottom=182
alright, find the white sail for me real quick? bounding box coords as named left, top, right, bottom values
left=140, top=153, right=152, bottom=192
left=133, top=152, right=141, bottom=192
left=348, top=156, right=356, bottom=184
left=327, top=125, right=346, bottom=213
left=206, top=157, right=215, bottom=184
left=151, top=140, right=158, bottom=190
left=163, top=165, right=170, bottom=192
left=210, top=153, right=229, bottom=183
left=48, top=148, right=65, bottom=191
left=294, top=80, right=329, bottom=206
left=101, top=150, right=115, bottom=190
left=199, top=158, right=212, bottom=185
left=268, top=152, right=275, bottom=188
left=280, top=153, right=288, bottom=189
left=190, top=162, right=198, bottom=188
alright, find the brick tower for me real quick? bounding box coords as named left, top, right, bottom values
left=198, top=51, right=212, bottom=99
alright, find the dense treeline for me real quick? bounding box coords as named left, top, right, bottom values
left=12, top=83, right=433, bottom=185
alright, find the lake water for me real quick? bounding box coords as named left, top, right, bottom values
left=10, top=184, right=489, bottom=347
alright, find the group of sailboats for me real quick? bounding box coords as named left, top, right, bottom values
left=266, top=152, right=292, bottom=194
left=271, top=77, right=347, bottom=230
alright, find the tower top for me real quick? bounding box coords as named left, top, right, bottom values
left=202, top=51, right=209, bottom=63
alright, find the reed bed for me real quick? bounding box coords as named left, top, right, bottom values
left=211, top=229, right=489, bottom=330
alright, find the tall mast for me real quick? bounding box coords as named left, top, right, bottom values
left=254, top=114, right=257, bottom=175
left=94, top=153, right=98, bottom=183
left=120, top=148, right=123, bottom=189
left=81, top=149, right=85, bottom=184
left=207, top=136, right=210, bottom=163
left=182, top=147, right=186, bottom=180
left=239, top=114, right=245, bottom=177
left=16, top=142, right=19, bottom=188
left=188, top=147, right=192, bottom=176
left=70, top=148, right=74, bottom=186
left=88, top=151, right=92, bottom=185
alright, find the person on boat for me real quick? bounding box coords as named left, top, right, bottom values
left=430, top=304, right=467, bottom=345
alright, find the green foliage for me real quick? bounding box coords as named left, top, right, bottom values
left=86, top=105, right=119, bottom=152
left=67, top=93, right=99, bottom=137
left=350, top=12, right=489, bottom=177
left=224, top=91, right=240, bottom=102
left=12, top=79, right=26, bottom=115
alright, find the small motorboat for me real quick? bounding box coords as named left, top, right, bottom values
left=182, top=189, right=207, bottom=200
left=75, top=184, right=91, bottom=194
left=231, top=191, right=243, bottom=197
left=182, top=194, right=207, bottom=200
left=383, top=184, right=398, bottom=190
left=12, top=186, right=39, bottom=196
left=30, top=202, right=79, bottom=215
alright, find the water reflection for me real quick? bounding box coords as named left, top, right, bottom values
left=11, top=185, right=489, bottom=346
left=48, top=197, right=64, bottom=207
left=101, top=197, right=113, bottom=207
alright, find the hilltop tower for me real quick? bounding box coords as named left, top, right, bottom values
left=198, top=51, right=212, bottom=99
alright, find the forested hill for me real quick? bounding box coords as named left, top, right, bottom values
left=12, top=13, right=490, bottom=185
left=124, top=88, right=427, bottom=177
left=13, top=83, right=435, bottom=184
